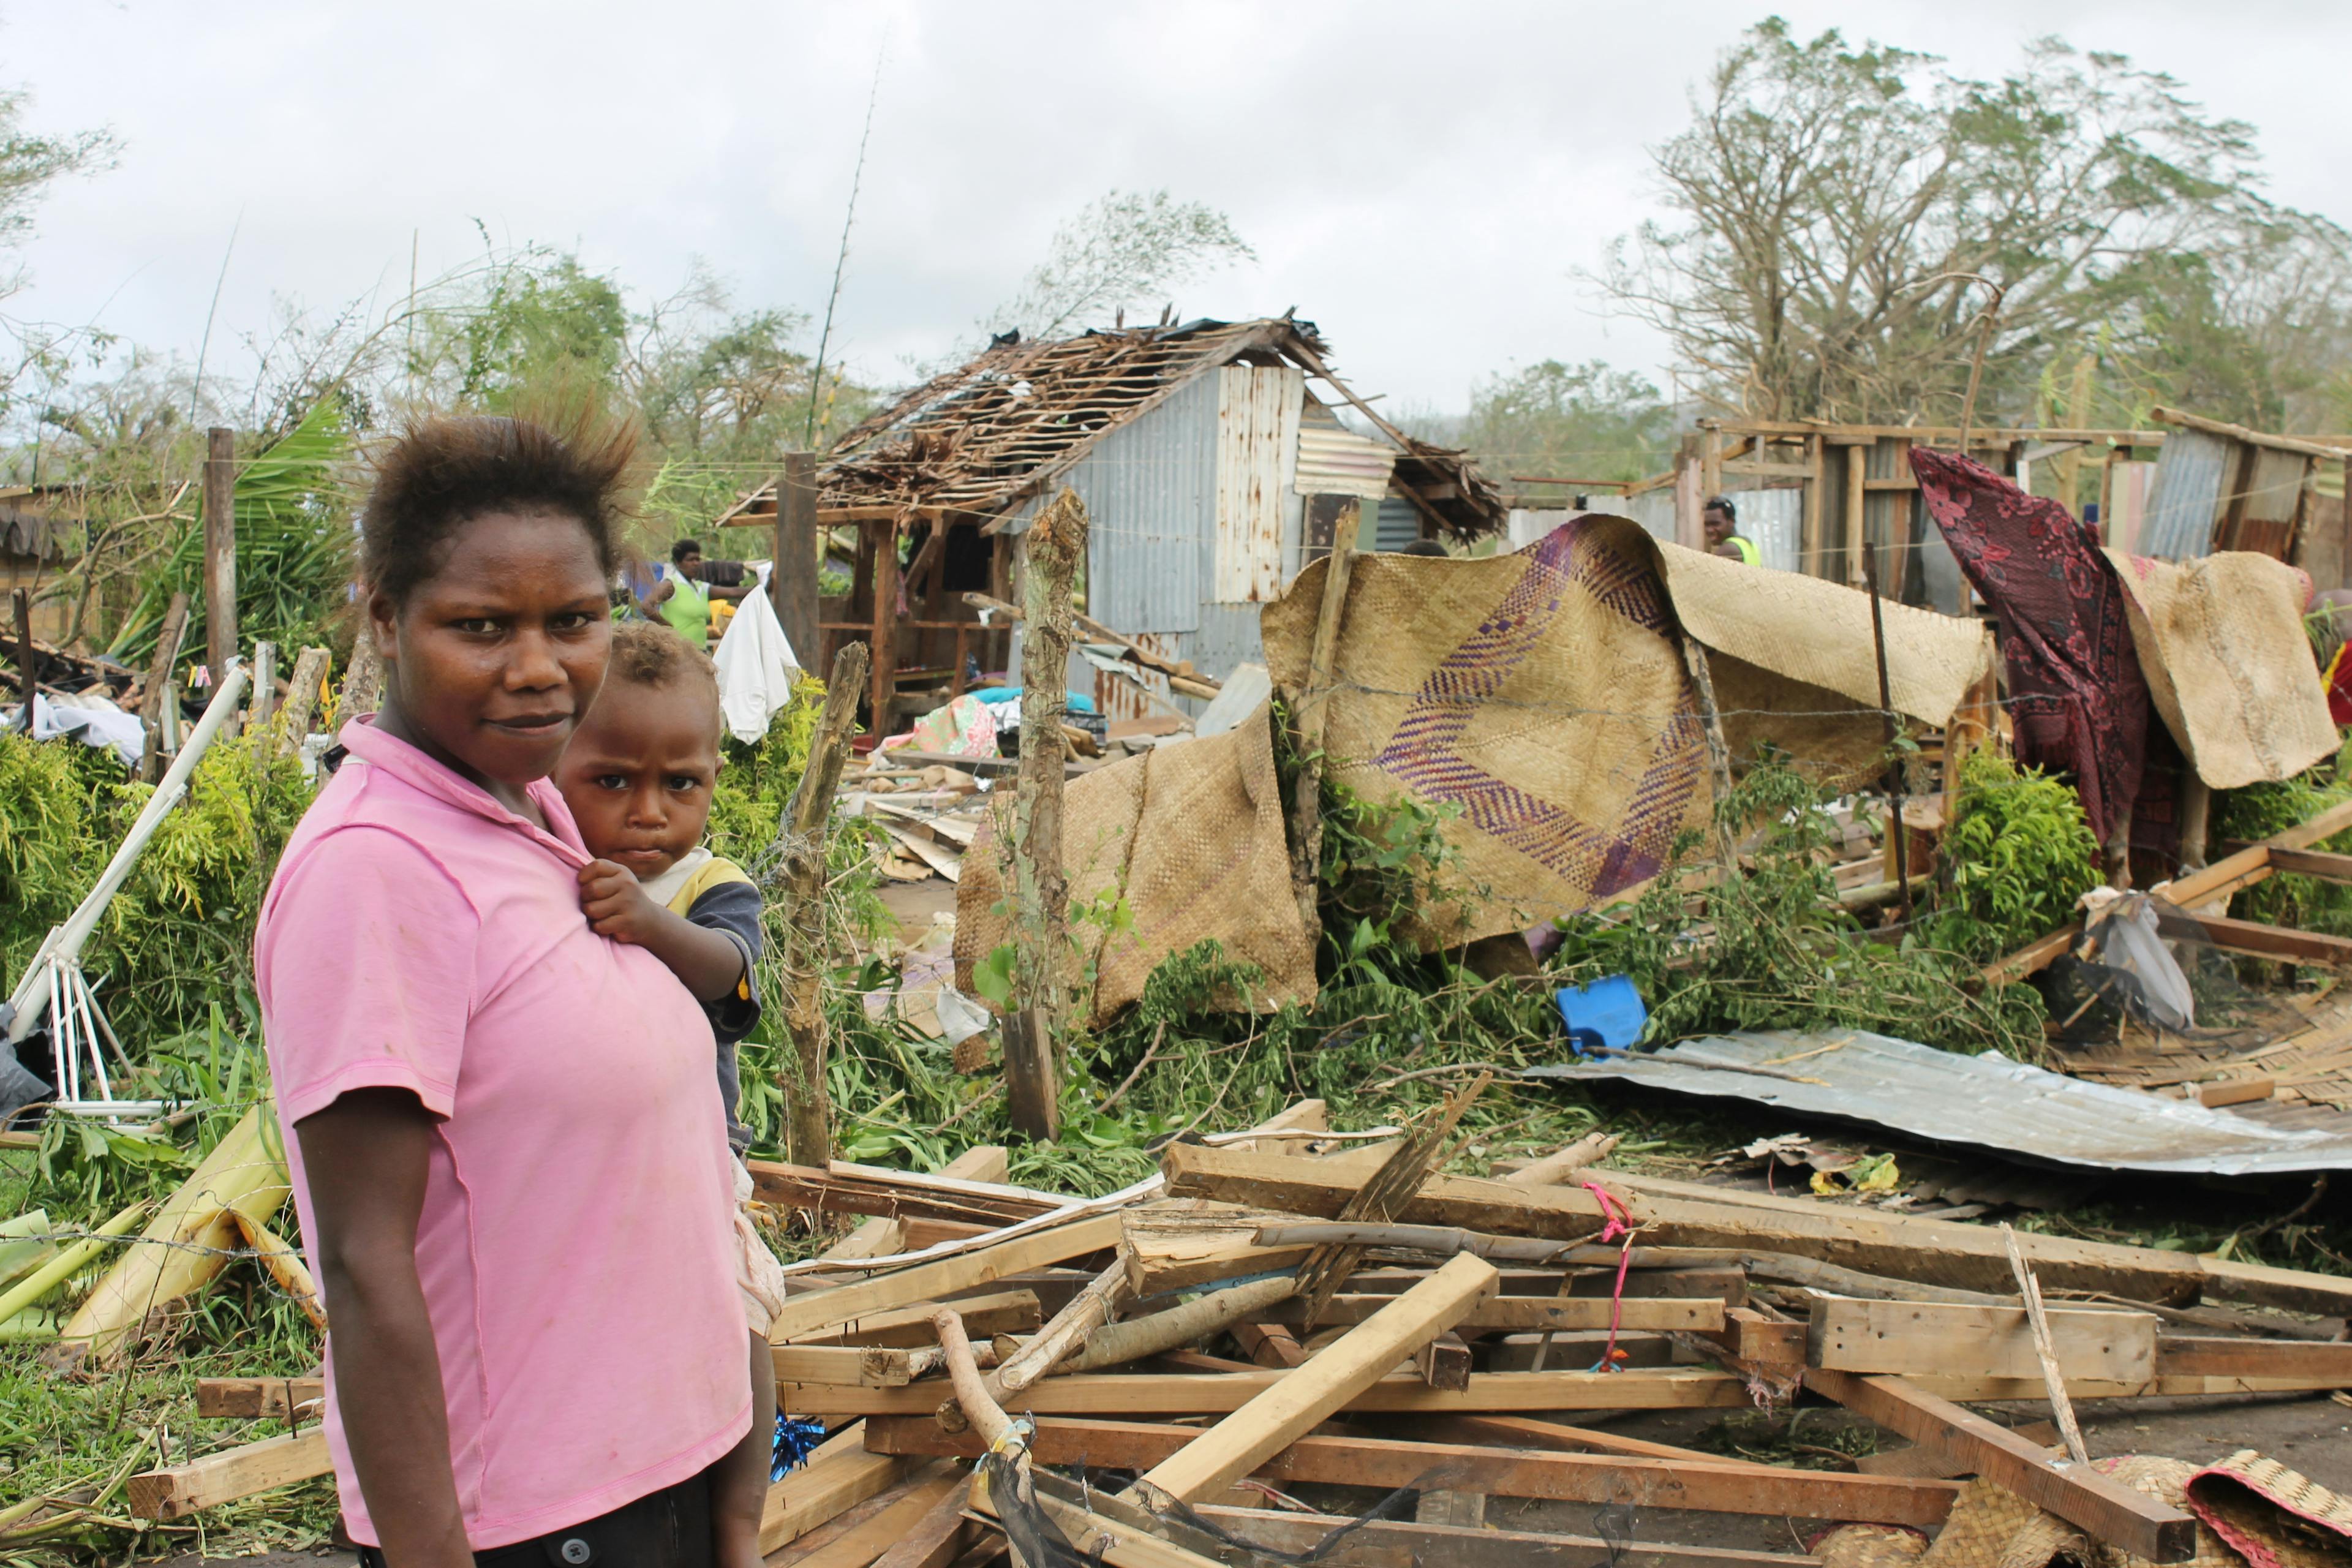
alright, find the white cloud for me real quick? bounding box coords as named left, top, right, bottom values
left=4, top=0, right=2346, bottom=412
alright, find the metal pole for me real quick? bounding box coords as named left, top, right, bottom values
left=1861, top=541, right=1912, bottom=925
left=6, top=661, right=251, bottom=1044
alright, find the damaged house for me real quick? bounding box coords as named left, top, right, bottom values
left=719, top=315, right=1505, bottom=723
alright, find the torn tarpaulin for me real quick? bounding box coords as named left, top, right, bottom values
left=1528, top=1028, right=2352, bottom=1175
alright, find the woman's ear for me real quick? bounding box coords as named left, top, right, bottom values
left=366, top=589, right=399, bottom=665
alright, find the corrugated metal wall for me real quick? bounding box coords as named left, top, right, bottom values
left=1621, top=489, right=1678, bottom=543
left=2142, top=427, right=2231, bottom=559
left=1721, top=487, right=1801, bottom=572
left=1213, top=366, right=1303, bottom=601
left=1373, top=496, right=1419, bottom=551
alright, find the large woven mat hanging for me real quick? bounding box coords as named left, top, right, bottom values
left=1261, top=520, right=1714, bottom=947
left=954, top=700, right=1316, bottom=1027
left=2105, top=550, right=2338, bottom=790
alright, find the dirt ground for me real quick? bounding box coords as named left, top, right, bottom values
left=876, top=875, right=959, bottom=941
left=159, top=1390, right=2351, bottom=1566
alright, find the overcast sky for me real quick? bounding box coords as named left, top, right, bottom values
left=6, top=0, right=2348, bottom=418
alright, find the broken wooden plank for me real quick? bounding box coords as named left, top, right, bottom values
left=2193, top=915, right=2352, bottom=968
left=127, top=1430, right=330, bottom=1520
left=1803, top=1368, right=2195, bottom=1561
left=1123, top=1252, right=1499, bottom=1504
left=1193, top=1504, right=1825, bottom=1568
left=761, top=1427, right=915, bottom=1556
left=1806, top=1297, right=2157, bottom=1383
left=752, top=1159, right=1066, bottom=1228
left=858, top=1480, right=971, bottom=1568
left=1160, top=1144, right=2205, bottom=1303
left=870, top=1415, right=1961, bottom=1526
left=772, top=1461, right=963, bottom=1568
left=791, top=1366, right=1749, bottom=1418
left=767, top=1212, right=1125, bottom=1346
left=194, top=1376, right=326, bottom=1422
left=790, top=1289, right=1042, bottom=1350
left=2154, top=1335, right=2352, bottom=1384
left=1267, top=1293, right=1725, bottom=1335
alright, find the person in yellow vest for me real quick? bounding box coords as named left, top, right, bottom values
left=1703, top=496, right=1760, bottom=565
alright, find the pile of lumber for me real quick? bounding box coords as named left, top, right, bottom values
left=146, top=1096, right=2352, bottom=1566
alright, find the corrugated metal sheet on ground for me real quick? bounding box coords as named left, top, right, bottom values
left=1526, top=1028, right=2352, bottom=1175
left=2141, top=426, right=2231, bottom=559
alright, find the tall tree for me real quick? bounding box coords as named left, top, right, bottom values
left=1604, top=20, right=2352, bottom=427
left=987, top=189, right=1255, bottom=341
left=1445, top=360, right=1675, bottom=486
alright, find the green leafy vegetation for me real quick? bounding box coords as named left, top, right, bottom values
left=1929, top=750, right=2103, bottom=959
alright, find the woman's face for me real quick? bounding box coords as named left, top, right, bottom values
left=369, top=507, right=612, bottom=788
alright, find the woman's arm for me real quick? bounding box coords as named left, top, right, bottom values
left=298, top=1088, right=473, bottom=1568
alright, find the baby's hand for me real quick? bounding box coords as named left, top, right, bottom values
left=579, top=859, right=664, bottom=946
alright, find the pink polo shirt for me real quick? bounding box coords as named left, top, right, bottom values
left=257, top=719, right=747, bottom=1550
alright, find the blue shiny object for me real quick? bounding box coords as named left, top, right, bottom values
left=772, top=1414, right=829, bottom=1481
left=1555, top=975, right=1646, bottom=1057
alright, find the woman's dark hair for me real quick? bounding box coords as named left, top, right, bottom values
left=670, top=537, right=703, bottom=564
left=360, top=411, right=637, bottom=605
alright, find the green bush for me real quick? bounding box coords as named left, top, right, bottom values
left=1931, top=751, right=2101, bottom=959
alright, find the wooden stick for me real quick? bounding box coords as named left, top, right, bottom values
left=775, top=640, right=869, bottom=1166
left=1287, top=543, right=1357, bottom=943
left=1065, top=1275, right=1296, bottom=1373
left=10, top=588, right=32, bottom=731
left=1503, top=1132, right=1621, bottom=1188
left=932, top=1309, right=1017, bottom=1453
left=1008, top=489, right=1087, bottom=1140
left=1120, top=1251, right=1498, bottom=1506
left=2003, top=1223, right=2092, bottom=1464
left=944, top=1259, right=1128, bottom=1430
left=274, top=645, right=330, bottom=757
left=774, top=451, right=820, bottom=671
left=135, top=590, right=191, bottom=781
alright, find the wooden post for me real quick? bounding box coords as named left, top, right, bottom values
left=1845, top=439, right=1869, bottom=587
left=250, top=641, right=276, bottom=733
left=1008, top=489, right=1086, bottom=1143
left=277, top=646, right=331, bottom=758
left=774, top=640, right=869, bottom=1167
left=1289, top=528, right=1359, bottom=943
left=1679, top=639, right=1742, bottom=872
left=1699, top=422, right=1722, bottom=505
left=1861, top=541, right=1912, bottom=924
left=203, top=426, right=236, bottom=684
left=10, top=588, right=31, bottom=732
left=137, top=590, right=192, bottom=781
left=1802, top=434, right=1825, bottom=578
left=773, top=453, right=820, bottom=669
left=869, top=516, right=899, bottom=730
left=1674, top=435, right=1703, bottom=549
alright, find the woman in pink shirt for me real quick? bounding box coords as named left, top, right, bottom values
left=256, top=413, right=760, bottom=1567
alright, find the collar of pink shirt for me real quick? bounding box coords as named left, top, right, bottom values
left=337, top=717, right=590, bottom=871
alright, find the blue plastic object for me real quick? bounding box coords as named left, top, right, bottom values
left=1555, top=975, right=1647, bottom=1057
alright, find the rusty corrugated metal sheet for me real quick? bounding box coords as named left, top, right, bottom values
left=1214, top=365, right=1301, bottom=602
left=1294, top=407, right=1396, bottom=499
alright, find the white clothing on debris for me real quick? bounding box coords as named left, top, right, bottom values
left=710, top=587, right=803, bottom=744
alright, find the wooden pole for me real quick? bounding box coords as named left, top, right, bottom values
left=202, top=426, right=236, bottom=685
left=775, top=640, right=869, bottom=1167
left=10, top=588, right=31, bottom=732
left=1679, top=639, right=1742, bottom=872
left=869, top=516, right=900, bottom=731
left=2000, top=1224, right=2091, bottom=1467
left=774, top=452, right=820, bottom=669
left=1845, top=440, right=1869, bottom=586
left=1007, top=489, right=1086, bottom=1142
left=339, top=633, right=383, bottom=720
left=1288, top=533, right=1357, bottom=944
left=137, top=591, right=192, bottom=782
left=1861, top=541, right=1912, bottom=924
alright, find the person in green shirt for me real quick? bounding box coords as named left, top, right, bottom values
left=641, top=538, right=753, bottom=649
left=1703, top=496, right=1760, bottom=565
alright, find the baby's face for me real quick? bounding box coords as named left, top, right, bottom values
left=555, top=677, right=722, bottom=881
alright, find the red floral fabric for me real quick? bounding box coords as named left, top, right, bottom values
left=1910, top=447, right=2148, bottom=843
